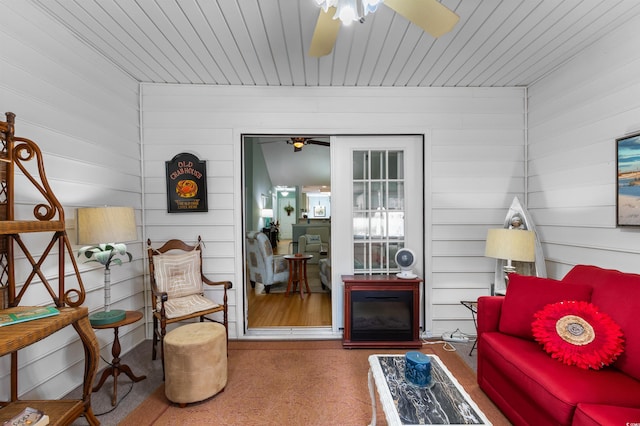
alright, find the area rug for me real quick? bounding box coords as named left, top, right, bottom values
left=260, top=264, right=329, bottom=294
left=120, top=340, right=510, bottom=426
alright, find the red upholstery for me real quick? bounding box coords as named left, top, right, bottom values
left=573, top=403, right=640, bottom=426
left=477, top=265, right=640, bottom=425
left=498, top=274, right=592, bottom=340
left=563, top=265, right=640, bottom=381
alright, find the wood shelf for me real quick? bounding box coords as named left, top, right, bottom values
left=0, top=220, right=65, bottom=234
left=0, top=113, right=99, bottom=425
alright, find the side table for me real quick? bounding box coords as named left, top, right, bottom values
left=92, top=310, right=147, bottom=406
left=460, top=300, right=478, bottom=356
left=283, top=254, right=313, bottom=299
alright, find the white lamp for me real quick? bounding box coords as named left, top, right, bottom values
left=485, top=228, right=535, bottom=286
left=77, top=206, right=137, bottom=326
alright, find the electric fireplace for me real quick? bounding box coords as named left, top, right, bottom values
left=342, top=275, right=422, bottom=348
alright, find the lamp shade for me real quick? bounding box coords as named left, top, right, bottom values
left=261, top=208, right=274, bottom=219
left=485, top=228, right=535, bottom=262
left=77, top=206, right=137, bottom=244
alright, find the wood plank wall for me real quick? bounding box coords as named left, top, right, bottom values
left=141, top=84, right=526, bottom=339
left=0, top=3, right=143, bottom=401
left=527, top=13, right=640, bottom=279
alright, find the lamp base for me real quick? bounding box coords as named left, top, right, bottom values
left=90, top=309, right=126, bottom=326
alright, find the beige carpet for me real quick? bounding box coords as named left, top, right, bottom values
left=120, top=340, right=509, bottom=426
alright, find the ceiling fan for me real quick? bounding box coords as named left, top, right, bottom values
left=309, top=0, right=459, bottom=57
left=287, top=137, right=330, bottom=152
left=259, top=137, right=330, bottom=152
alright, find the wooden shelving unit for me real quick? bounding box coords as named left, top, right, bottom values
left=0, top=112, right=100, bottom=425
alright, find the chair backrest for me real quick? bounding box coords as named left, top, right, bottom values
left=245, top=231, right=276, bottom=281
left=147, top=236, right=204, bottom=301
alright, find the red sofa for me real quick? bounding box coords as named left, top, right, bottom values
left=477, top=265, right=640, bottom=425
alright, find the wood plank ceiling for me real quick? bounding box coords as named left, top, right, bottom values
left=31, top=0, right=640, bottom=87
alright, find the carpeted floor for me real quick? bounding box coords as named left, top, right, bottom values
left=117, top=340, right=509, bottom=426
left=67, top=338, right=500, bottom=425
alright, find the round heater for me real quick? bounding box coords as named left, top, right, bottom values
left=395, top=248, right=417, bottom=279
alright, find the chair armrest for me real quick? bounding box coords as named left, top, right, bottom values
left=477, top=296, right=504, bottom=337
left=202, top=276, right=233, bottom=290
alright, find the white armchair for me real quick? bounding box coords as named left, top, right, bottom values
left=245, top=231, right=289, bottom=293
left=297, top=228, right=330, bottom=264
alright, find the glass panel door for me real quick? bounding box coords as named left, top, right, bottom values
left=353, top=150, right=406, bottom=274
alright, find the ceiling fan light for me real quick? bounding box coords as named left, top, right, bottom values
left=335, top=0, right=359, bottom=24
left=362, top=0, right=383, bottom=15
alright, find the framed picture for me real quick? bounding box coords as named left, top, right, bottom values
left=616, top=132, right=640, bottom=226
left=166, top=152, right=208, bottom=213
left=314, top=205, right=326, bottom=217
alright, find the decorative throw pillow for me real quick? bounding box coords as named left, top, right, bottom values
left=304, top=234, right=322, bottom=244
left=153, top=250, right=203, bottom=298
left=532, top=300, right=624, bottom=370
left=498, top=274, right=593, bottom=340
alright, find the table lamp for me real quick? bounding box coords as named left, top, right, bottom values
left=485, top=228, right=535, bottom=287
left=262, top=208, right=274, bottom=227
left=77, top=206, right=137, bottom=326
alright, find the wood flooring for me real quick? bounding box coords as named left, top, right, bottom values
left=247, top=239, right=332, bottom=328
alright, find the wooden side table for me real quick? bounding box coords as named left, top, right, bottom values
left=283, top=254, right=313, bottom=299
left=92, top=310, right=147, bottom=406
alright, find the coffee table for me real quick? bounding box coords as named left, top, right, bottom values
left=368, top=354, right=491, bottom=425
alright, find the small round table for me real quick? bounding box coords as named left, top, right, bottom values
left=284, top=254, right=313, bottom=299
left=92, top=310, right=147, bottom=406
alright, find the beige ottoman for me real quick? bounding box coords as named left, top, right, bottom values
left=164, top=322, right=227, bottom=406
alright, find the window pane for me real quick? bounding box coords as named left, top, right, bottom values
left=388, top=212, right=404, bottom=238
left=371, top=182, right=386, bottom=210
left=354, top=242, right=368, bottom=271
left=371, top=151, right=386, bottom=179
left=388, top=151, right=404, bottom=179
left=353, top=212, right=369, bottom=237
left=353, top=151, right=368, bottom=180
left=388, top=182, right=403, bottom=210
left=370, top=211, right=387, bottom=238
left=353, top=182, right=368, bottom=210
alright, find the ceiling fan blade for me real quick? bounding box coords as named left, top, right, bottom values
left=307, top=139, right=330, bottom=147
left=384, top=0, right=459, bottom=38
left=309, top=7, right=341, bottom=57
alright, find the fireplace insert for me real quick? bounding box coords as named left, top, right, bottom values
left=351, top=290, right=413, bottom=341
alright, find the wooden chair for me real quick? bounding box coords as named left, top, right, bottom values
left=147, top=236, right=232, bottom=366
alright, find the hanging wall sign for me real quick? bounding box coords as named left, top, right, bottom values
left=166, top=152, right=208, bottom=213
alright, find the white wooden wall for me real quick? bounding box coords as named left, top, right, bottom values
left=0, top=3, right=143, bottom=401
left=141, top=84, right=526, bottom=339
left=527, top=13, right=640, bottom=279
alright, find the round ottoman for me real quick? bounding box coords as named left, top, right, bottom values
left=163, top=322, right=227, bottom=406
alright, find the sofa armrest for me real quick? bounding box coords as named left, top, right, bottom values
left=477, top=296, right=504, bottom=337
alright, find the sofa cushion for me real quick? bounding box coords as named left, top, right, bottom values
left=498, top=274, right=592, bottom=340
left=562, top=265, right=640, bottom=381
left=532, top=301, right=624, bottom=370
left=304, top=234, right=322, bottom=244
left=573, top=403, right=640, bottom=426
left=481, top=332, right=640, bottom=425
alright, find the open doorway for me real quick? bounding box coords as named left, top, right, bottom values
left=243, top=135, right=332, bottom=331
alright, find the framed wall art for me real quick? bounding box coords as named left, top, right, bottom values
left=166, top=152, right=208, bottom=213
left=314, top=205, right=326, bottom=217
left=616, top=132, right=640, bottom=226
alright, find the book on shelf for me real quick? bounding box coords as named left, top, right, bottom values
left=3, top=406, right=49, bottom=426
left=0, top=306, right=60, bottom=327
